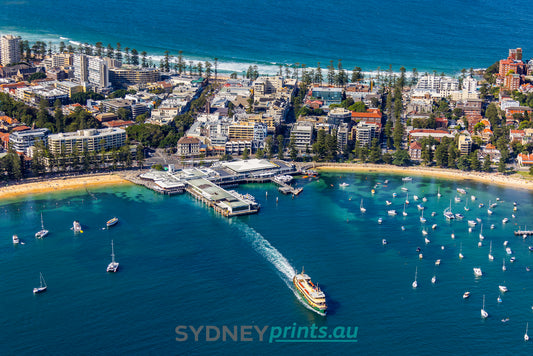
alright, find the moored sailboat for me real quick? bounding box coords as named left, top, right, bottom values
left=35, top=212, right=49, bottom=239
left=481, top=294, right=489, bottom=319
left=107, top=240, right=119, bottom=272
left=33, top=272, right=47, bottom=294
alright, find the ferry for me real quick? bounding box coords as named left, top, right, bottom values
left=293, top=268, right=327, bottom=314
left=106, top=217, right=119, bottom=228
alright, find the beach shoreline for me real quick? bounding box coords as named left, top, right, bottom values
left=314, top=163, right=533, bottom=191
left=0, top=173, right=132, bottom=200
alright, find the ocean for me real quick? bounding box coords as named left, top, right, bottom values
left=1, top=172, right=533, bottom=354
left=1, top=0, right=532, bottom=75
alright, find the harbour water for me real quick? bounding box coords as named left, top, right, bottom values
left=1, top=172, right=533, bottom=354
left=1, top=0, right=533, bottom=74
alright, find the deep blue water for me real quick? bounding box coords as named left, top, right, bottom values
left=1, top=0, right=532, bottom=74
left=1, top=173, right=533, bottom=354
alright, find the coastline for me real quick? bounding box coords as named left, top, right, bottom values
left=0, top=173, right=132, bottom=200
left=314, top=163, right=533, bottom=191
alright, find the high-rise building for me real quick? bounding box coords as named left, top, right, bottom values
left=73, top=54, right=109, bottom=88
left=73, top=54, right=88, bottom=83
left=88, top=56, right=109, bottom=88
left=1, top=35, right=22, bottom=66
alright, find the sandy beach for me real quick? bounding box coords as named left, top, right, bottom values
left=314, top=163, right=533, bottom=191
left=0, top=173, right=132, bottom=200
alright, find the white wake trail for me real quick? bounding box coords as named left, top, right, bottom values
left=232, top=221, right=296, bottom=282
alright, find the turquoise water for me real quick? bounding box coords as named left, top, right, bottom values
left=1, top=173, right=533, bottom=354
left=1, top=0, right=532, bottom=74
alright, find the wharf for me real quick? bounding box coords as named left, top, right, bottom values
left=271, top=176, right=303, bottom=195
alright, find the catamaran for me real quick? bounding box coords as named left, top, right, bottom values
left=443, top=199, right=455, bottom=220
left=107, top=240, right=119, bottom=272
left=33, top=272, right=47, bottom=294
left=35, top=212, right=49, bottom=239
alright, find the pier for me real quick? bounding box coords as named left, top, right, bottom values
left=124, top=159, right=304, bottom=217
left=271, top=175, right=303, bottom=195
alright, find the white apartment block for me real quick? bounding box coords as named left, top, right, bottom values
left=414, top=74, right=459, bottom=97
left=47, top=128, right=126, bottom=155
left=1, top=34, right=22, bottom=66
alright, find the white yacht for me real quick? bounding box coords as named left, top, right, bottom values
left=499, top=285, right=508, bottom=293
left=473, top=267, right=483, bottom=277
left=382, top=239, right=388, bottom=245
left=72, top=221, right=82, bottom=233
left=435, top=259, right=441, bottom=266
left=13, top=234, right=19, bottom=244
left=481, top=295, right=489, bottom=319
left=388, top=210, right=397, bottom=216
left=502, top=218, right=509, bottom=224
left=425, top=237, right=430, bottom=244
left=386, top=200, right=392, bottom=206
left=431, top=275, right=437, bottom=284
left=35, top=212, right=49, bottom=239
left=106, top=240, right=119, bottom=273
left=33, top=272, right=47, bottom=294
left=506, top=247, right=513, bottom=255
left=378, top=217, right=383, bottom=224
left=463, top=291, right=471, bottom=299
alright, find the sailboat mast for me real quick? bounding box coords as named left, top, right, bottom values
left=111, top=240, right=115, bottom=263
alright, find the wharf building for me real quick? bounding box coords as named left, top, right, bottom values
left=139, top=159, right=296, bottom=216
left=47, top=128, right=126, bottom=155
